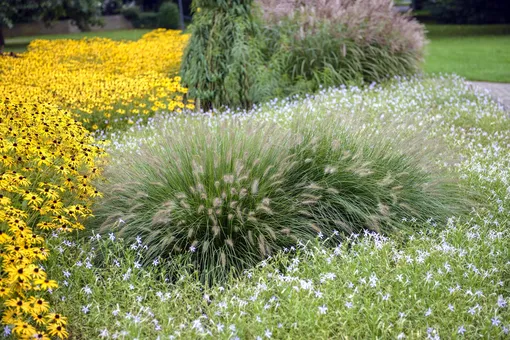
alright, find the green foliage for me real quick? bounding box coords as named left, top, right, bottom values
left=137, top=11, right=159, bottom=28
left=0, top=0, right=103, bottom=50
left=157, top=2, right=179, bottom=29
left=257, top=0, right=426, bottom=97
left=122, top=7, right=160, bottom=28
left=93, top=109, right=463, bottom=283
left=136, top=0, right=171, bottom=12
left=424, top=0, right=510, bottom=24
left=121, top=6, right=141, bottom=22
left=180, top=0, right=426, bottom=109
left=180, top=0, right=268, bottom=111
left=0, top=0, right=102, bottom=30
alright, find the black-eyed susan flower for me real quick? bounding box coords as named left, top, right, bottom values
left=28, top=296, right=50, bottom=314
left=5, top=297, right=31, bottom=313
left=2, top=309, right=21, bottom=324
left=34, top=279, right=58, bottom=290
left=47, top=324, right=69, bottom=339
left=13, top=320, right=36, bottom=337
left=46, top=313, right=67, bottom=326
left=31, top=312, right=47, bottom=326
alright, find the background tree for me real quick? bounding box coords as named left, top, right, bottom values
left=0, top=0, right=102, bottom=52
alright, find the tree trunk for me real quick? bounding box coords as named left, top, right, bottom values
left=0, top=26, right=5, bottom=54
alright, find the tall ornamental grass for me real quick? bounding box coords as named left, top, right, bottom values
left=92, top=112, right=464, bottom=282
left=257, top=0, right=426, bottom=95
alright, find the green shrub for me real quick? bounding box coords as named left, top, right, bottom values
left=92, top=111, right=463, bottom=283
left=138, top=11, right=159, bottom=28
left=256, top=0, right=426, bottom=95
left=180, top=0, right=268, bottom=111
left=158, top=2, right=180, bottom=29
left=122, top=6, right=159, bottom=28
left=121, top=6, right=141, bottom=23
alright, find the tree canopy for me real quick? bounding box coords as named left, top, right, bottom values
left=0, top=0, right=103, bottom=51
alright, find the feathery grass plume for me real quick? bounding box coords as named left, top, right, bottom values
left=255, top=0, right=426, bottom=95
left=287, top=113, right=466, bottom=238
left=92, top=117, right=308, bottom=283
left=180, top=0, right=270, bottom=111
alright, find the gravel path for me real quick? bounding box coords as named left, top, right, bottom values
left=468, top=81, right=510, bottom=110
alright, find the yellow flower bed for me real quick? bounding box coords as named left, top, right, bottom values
left=0, top=29, right=192, bottom=337
left=0, top=29, right=193, bottom=131
left=0, top=98, right=106, bottom=338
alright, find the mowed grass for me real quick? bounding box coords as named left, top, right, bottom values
left=425, top=25, right=510, bottom=83
left=4, top=29, right=151, bottom=53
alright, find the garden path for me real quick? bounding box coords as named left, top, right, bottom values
left=468, top=81, right=510, bottom=110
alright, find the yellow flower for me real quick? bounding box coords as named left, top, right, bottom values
left=5, top=265, right=30, bottom=283
left=13, top=320, right=37, bottom=337
left=0, top=29, right=192, bottom=131
left=31, top=312, right=47, bottom=326
left=47, top=324, right=69, bottom=339
left=29, top=266, right=46, bottom=280
left=34, top=279, right=58, bottom=290
left=46, top=313, right=67, bottom=326
left=0, top=286, right=12, bottom=298
left=2, top=309, right=21, bottom=324
left=24, top=193, right=44, bottom=207
left=28, top=296, right=50, bottom=313
left=0, top=194, right=11, bottom=205
left=5, top=298, right=31, bottom=313
left=0, top=28, right=196, bottom=339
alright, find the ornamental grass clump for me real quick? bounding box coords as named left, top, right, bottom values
left=257, top=0, right=426, bottom=95
left=94, top=111, right=463, bottom=282
left=94, top=118, right=304, bottom=282
left=287, top=114, right=463, bottom=237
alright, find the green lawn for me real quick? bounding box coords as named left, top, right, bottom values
left=425, top=25, right=510, bottom=83
left=4, top=29, right=151, bottom=53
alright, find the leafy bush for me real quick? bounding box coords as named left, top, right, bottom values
left=180, top=0, right=267, bottom=111
left=102, top=0, right=123, bottom=15
left=158, top=2, right=180, bottom=29
left=137, top=11, right=159, bottom=28
left=122, top=6, right=159, bottom=28
left=424, top=0, right=510, bottom=24
left=256, top=0, right=426, bottom=95
left=93, top=109, right=463, bottom=283
left=121, top=6, right=141, bottom=23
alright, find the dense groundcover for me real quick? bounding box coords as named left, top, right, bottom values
left=40, top=76, right=510, bottom=338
